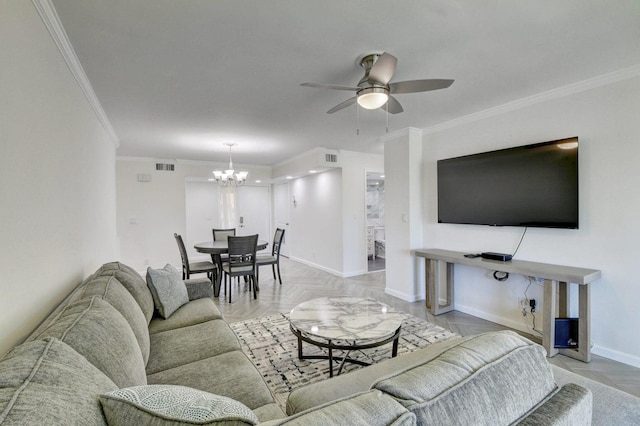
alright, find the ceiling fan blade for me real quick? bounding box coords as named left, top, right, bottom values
left=389, top=79, right=454, bottom=94
left=386, top=96, right=404, bottom=114
left=327, top=96, right=357, bottom=114
left=368, top=52, right=397, bottom=85
left=300, top=82, right=359, bottom=91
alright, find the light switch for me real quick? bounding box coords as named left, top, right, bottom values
left=402, top=213, right=408, bottom=223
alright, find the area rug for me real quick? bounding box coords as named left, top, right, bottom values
left=230, top=312, right=460, bottom=410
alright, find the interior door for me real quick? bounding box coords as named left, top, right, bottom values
left=273, top=183, right=290, bottom=257
left=185, top=181, right=219, bottom=260
left=237, top=186, right=271, bottom=252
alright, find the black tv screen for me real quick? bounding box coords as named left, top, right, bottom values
left=437, top=137, right=579, bottom=229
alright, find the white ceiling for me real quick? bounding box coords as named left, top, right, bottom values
left=50, top=0, right=640, bottom=166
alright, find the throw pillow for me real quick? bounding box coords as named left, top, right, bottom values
left=99, top=385, right=259, bottom=425
left=146, top=264, right=189, bottom=319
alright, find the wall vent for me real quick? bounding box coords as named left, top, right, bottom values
left=325, top=153, right=338, bottom=163
left=155, top=163, right=175, bottom=171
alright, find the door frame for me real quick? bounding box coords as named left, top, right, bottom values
left=273, top=182, right=291, bottom=258
left=365, top=169, right=385, bottom=272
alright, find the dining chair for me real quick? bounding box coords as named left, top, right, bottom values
left=222, top=234, right=259, bottom=303
left=212, top=228, right=236, bottom=264
left=256, top=228, right=285, bottom=285
left=212, top=228, right=236, bottom=241
left=174, top=233, right=217, bottom=281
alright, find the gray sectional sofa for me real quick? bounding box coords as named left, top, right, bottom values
left=1, top=261, right=639, bottom=425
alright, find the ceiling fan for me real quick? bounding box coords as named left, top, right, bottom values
left=301, top=51, right=454, bottom=114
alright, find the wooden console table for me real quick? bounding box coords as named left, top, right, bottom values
left=413, top=249, right=601, bottom=362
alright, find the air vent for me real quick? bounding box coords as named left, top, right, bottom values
left=325, top=153, right=338, bottom=163
left=155, top=163, right=175, bottom=171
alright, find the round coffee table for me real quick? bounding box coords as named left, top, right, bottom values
left=289, top=297, right=403, bottom=377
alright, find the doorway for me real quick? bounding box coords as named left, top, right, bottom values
left=237, top=186, right=271, bottom=244
left=366, top=172, right=385, bottom=272
left=273, top=183, right=290, bottom=258
left=185, top=182, right=271, bottom=257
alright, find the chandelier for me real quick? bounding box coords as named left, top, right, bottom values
left=211, top=143, right=248, bottom=187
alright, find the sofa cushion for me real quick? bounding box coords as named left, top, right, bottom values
left=149, top=298, right=223, bottom=335
left=260, top=390, right=415, bottom=426
left=76, top=275, right=151, bottom=365
left=33, top=296, right=147, bottom=388
left=251, top=404, right=287, bottom=423
left=98, top=261, right=155, bottom=324
left=100, top=384, right=259, bottom=426
left=147, top=264, right=190, bottom=319
left=285, top=336, right=466, bottom=415
left=0, top=338, right=117, bottom=425
left=516, top=383, right=592, bottom=425
left=147, top=320, right=240, bottom=375
left=147, top=351, right=275, bottom=412
left=184, top=277, right=214, bottom=300
left=372, top=331, right=557, bottom=425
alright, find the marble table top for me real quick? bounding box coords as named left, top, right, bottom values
left=289, top=297, right=403, bottom=342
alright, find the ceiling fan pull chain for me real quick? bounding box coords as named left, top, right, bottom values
left=385, top=101, right=389, bottom=134
left=356, top=102, right=360, bottom=135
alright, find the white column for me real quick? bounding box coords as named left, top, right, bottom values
left=383, top=128, right=424, bottom=301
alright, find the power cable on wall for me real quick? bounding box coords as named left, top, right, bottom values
left=512, top=227, right=528, bottom=258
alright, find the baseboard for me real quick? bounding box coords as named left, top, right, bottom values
left=343, top=269, right=368, bottom=278
left=592, top=344, right=640, bottom=369
left=454, top=303, right=538, bottom=337
left=289, top=256, right=343, bottom=278
left=385, top=287, right=421, bottom=303
left=457, top=304, right=640, bottom=369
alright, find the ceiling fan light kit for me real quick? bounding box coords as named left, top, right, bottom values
left=357, top=87, right=389, bottom=109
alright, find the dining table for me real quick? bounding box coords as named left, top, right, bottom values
left=194, top=239, right=268, bottom=297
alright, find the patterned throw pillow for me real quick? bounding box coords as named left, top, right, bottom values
left=99, top=385, right=259, bottom=425
left=146, top=264, right=189, bottom=319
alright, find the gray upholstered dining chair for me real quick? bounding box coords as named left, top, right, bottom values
left=221, top=234, right=258, bottom=303
left=212, top=228, right=236, bottom=264
left=212, top=228, right=236, bottom=241
left=174, top=233, right=216, bottom=280
left=256, top=228, right=285, bottom=285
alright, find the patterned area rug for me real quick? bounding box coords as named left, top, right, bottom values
left=230, top=312, right=460, bottom=410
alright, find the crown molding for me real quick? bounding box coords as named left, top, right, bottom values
left=117, top=155, right=273, bottom=171
left=32, top=0, right=119, bottom=148
left=116, top=156, right=156, bottom=163
left=178, top=158, right=272, bottom=171
left=272, top=147, right=338, bottom=168
left=424, top=64, right=640, bottom=135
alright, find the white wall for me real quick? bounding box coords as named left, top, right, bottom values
left=384, top=129, right=425, bottom=301
left=340, top=151, right=384, bottom=277
left=185, top=181, right=220, bottom=261
left=118, top=150, right=381, bottom=278
left=116, top=158, right=272, bottom=272
left=0, top=1, right=117, bottom=356
left=418, top=73, right=640, bottom=367
left=283, top=150, right=383, bottom=277
left=289, top=169, right=343, bottom=275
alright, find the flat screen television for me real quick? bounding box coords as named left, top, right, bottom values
left=437, top=137, right=579, bottom=229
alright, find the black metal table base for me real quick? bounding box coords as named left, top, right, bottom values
left=290, top=324, right=401, bottom=377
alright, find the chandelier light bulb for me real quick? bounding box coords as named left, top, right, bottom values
left=211, top=143, right=248, bottom=187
